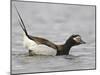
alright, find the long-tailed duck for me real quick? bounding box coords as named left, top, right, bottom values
left=14, top=5, right=86, bottom=56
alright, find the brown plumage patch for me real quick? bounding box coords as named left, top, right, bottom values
left=29, top=35, right=58, bottom=50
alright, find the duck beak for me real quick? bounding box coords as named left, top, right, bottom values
left=80, top=39, right=86, bottom=44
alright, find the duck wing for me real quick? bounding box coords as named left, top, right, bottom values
left=29, top=35, right=58, bottom=50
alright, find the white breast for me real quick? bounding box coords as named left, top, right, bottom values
left=23, top=34, right=57, bottom=56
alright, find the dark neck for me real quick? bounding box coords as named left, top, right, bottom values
left=63, top=40, right=75, bottom=55
left=56, top=38, right=76, bottom=55
left=63, top=43, right=72, bottom=55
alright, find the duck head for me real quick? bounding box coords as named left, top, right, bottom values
left=65, top=34, right=86, bottom=46
left=64, top=34, right=86, bottom=55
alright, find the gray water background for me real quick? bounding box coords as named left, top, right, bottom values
left=12, top=1, right=96, bottom=74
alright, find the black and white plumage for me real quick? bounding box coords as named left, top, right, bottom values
left=14, top=5, right=86, bottom=56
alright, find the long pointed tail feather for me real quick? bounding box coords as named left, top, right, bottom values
left=18, top=19, right=28, bottom=36
left=14, top=4, right=28, bottom=36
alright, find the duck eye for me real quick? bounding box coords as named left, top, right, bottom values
left=73, top=36, right=81, bottom=43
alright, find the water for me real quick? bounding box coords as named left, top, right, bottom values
left=11, top=1, right=96, bottom=74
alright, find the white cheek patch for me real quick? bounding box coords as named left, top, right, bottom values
left=73, top=36, right=81, bottom=43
